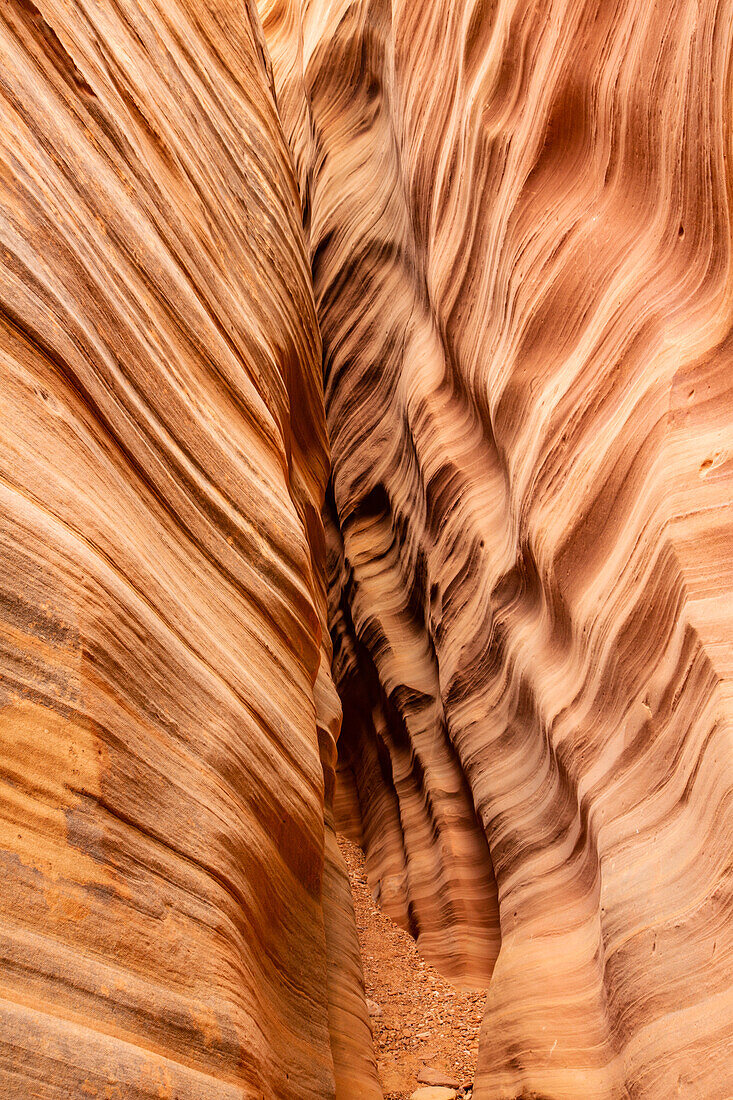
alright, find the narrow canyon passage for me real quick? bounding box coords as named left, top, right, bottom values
left=266, top=0, right=733, bottom=1092
left=0, top=0, right=731, bottom=1097
left=339, top=833, right=485, bottom=1099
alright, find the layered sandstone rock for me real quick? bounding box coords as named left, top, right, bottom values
left=0, top=2, right=378, bottom=1097
left=2, top=0, right=732, bottom=1096
left=260, top=0, right=733, bottom=1096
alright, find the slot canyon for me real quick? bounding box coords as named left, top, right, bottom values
left=0, top=0, right=731, bottom=1097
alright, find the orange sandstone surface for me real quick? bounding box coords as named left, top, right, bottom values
left=0, top=1, right=376, bottom=1096
left=1, top=0, right=732, bottom=1098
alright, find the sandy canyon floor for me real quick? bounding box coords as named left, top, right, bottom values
left=339, top=835, right=486, bottom=1098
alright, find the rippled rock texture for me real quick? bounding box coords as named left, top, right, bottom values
left=260, top=0, right=733, bottom=1095
left=3, top=0, right=733, bottom=1097
left=0, top=2, right=378, bottom=1097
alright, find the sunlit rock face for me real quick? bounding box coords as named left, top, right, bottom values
left=260, top=0, right=733, bottom=1096
left=0, top=2, right=378, bottom=1098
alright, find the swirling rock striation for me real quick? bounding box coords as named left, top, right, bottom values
left=0, top=2, right=378, bottom=1098
left=2, top=0, right=732, bottom=1096
left=260, top=0, right=733, bottom=1096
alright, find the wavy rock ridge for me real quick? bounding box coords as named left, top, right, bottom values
left=1, top=0, right=732, bottom=1097
left=260, top=0, right=733, bottom=1096
left=0, top=2, right=377, bottom=1097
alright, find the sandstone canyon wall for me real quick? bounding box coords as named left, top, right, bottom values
left=1, top=0, right=732, bottom=1098
left=259, top=0, right=733, bottom=1096
left=0, top=2, right=378, bottom=1097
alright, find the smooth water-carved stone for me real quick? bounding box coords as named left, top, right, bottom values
left=260, top=0, right=733, bottom=1096
left=0, top=2, right=378, bottom=1097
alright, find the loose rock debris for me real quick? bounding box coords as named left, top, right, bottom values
left=339, top=834, right=485, bottom=1099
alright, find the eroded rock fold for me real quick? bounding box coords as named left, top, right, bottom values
left=1, top=0, right=732, bottom=1097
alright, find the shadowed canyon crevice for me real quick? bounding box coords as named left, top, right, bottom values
left=0, top=0, right=732, bottom=1097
